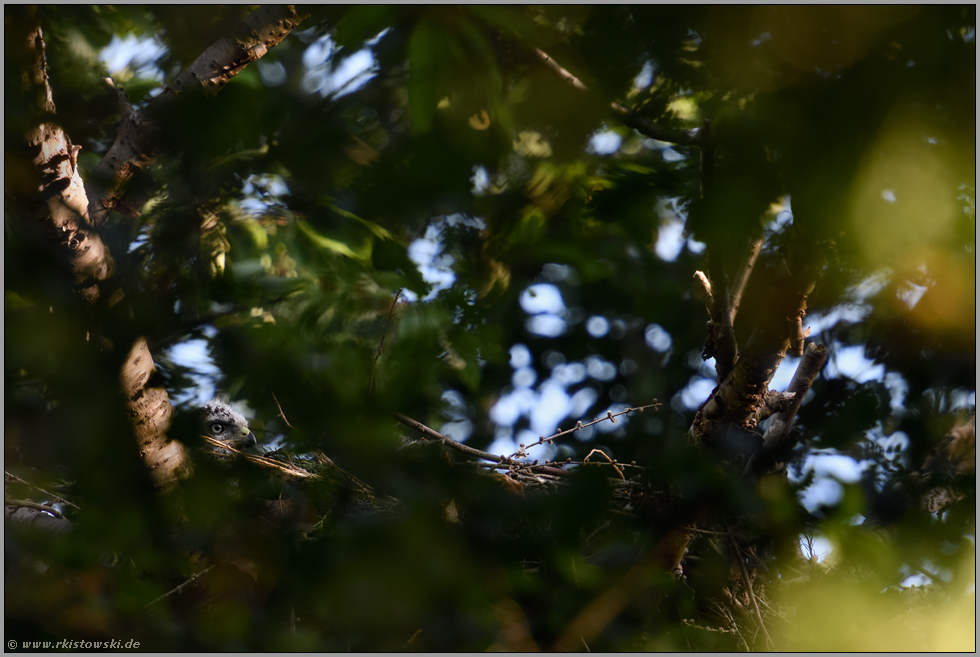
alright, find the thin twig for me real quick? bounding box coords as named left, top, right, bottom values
left=271, top=390, right=295, bottom=429
left=395, top=414, right=657, bottom=482
left=395, top=413, right=514, bottom=464
left=583, top=449, right=625, bottom=480
left=201, top=435, right=314, bottom=478
left=727, top=523, right=775, bottom=651
left=682, top=619, right=737, bottom=634
left=612, top=104, right=707, bottom=147
left=4, top=471, right=80, bottom=510
left=729, top=234, right=765, bottom=325
left=530, top=47, right=707, bottom=147
left=508, top=401, right=661, bottom=459
left=369, top=288, right=403, bottom=395
left=146, top=565, right=215, bottom=608
left=396, top=414, right=584, bottom=479
left=532, top=47, right=589, bottom=90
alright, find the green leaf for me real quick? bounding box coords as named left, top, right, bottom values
left=297, top=219, right=372, bottom=263
left=318, top=198, right=394, bottom=241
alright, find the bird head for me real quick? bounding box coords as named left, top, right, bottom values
left=199, top=399, right=257, bottom=449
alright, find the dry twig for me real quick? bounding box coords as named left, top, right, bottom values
left=4, top=470, right=80, bottom=510
left=583, top=449, right=625, bottom=480
left=728, top=523, right=775, bottom=651
left=271, top=390, right=295, bottom=429
left=508, top=401, right=661, bottom=459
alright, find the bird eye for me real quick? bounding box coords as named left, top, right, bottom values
left=209, top=422, right=224, bottom=434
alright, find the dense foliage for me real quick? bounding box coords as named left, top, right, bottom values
left=5, top=5, right=975, bottom=651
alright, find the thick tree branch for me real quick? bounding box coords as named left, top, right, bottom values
left=121, top=338, right=190, bottom=490
left=749, top=390, right=798, bottom=426
left=14, top=10, right=311, bottom=489
left=744, top=342, right=828, bottom=476
left=15, top=23, right=192, bottom=492
left=692, top=262, right=821, bottom=449
left=16, top=24, right=115, bottom=303
left=88, top=5, right=313, bottom=226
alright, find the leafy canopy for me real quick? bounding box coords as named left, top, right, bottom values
left=4, top=5, right=975, bottom=652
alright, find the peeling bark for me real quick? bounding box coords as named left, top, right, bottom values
left=87, top=5, right=313, bottom=226
left=120, top=338, right=190, bottom=490
left=18, top=22, right=185, bottom=488
left=18, top=24, right=115, bottom=302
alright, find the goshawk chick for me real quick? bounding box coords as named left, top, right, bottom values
left=200, top=399, right=257, bottom=450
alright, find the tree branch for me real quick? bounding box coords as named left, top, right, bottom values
left=395, top=413, right=514, bottom=465
left=729, top=234, right=765, bottom=326
left=4, top=496, right=64, bottom=519
left=88, top=5, right=313, bottom=226
left=749, top=390, right=798, bottom=426
left=530, top=47, right=708, bottom=148
left=395, top=413, right=579, bottom=479
left=702, top=250, right=737, bottom=383
left=609, top=103, right=707, bottom=147
left=12, top=19, right=191, bottom=492
left=122, top=338, right=189, bottom=490
left=692, top=259, right=822, bottom=449
left=15, top=23, right=115, bottom=303
left=5, top=470, right=81, bottom=510
left=744, top=342, right=828, bottom=476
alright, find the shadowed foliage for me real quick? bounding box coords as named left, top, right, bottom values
left=5, top=5, right=975, bottom=651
